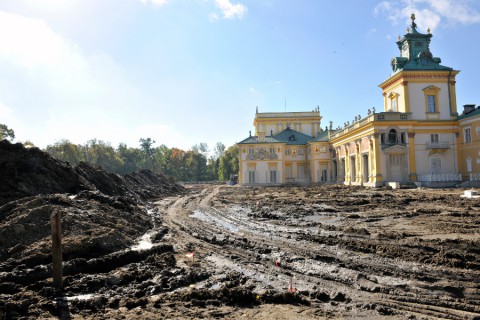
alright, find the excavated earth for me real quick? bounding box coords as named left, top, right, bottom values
left=1, top=141, right=480, bottom=319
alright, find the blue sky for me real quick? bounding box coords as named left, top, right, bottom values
left=1, top=0, right=479, bottom=151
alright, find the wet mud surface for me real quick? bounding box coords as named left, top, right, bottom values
left=1, top=141, right=480, bottom=319
left=156, top=185, right=480, bottom=319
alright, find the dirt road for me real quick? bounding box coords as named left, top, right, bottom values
left=2, top=183, right=480, bottom=319
left=155, top=184, right=480, bottom=319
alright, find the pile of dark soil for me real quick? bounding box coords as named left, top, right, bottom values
left=0, top=141, right=93, bottom=205
left=0, top=140, right=187, bottom=319
left=0, top=140, right=184, bottom=205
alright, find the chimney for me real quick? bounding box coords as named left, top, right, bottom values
left=463, top=104, right=476, bottom=114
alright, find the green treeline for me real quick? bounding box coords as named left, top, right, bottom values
left=1, top=123, right=238, bottom=182
left=44, top=138, right=239, bottom=182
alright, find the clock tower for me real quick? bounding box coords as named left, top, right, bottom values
left=380, top=13, right=459, bottom=119
left=391, top=14, right=452, bottom=73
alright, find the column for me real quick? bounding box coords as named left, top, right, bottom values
left=408, top=132, right=417, bottom=181
left=372, top=133, right=383, bottom=184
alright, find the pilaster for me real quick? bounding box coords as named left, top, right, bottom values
left=372, top=133, right=383, bottom=184
left=407, top=132, right=417, bottom=181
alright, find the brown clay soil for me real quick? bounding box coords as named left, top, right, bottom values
left=1, top=142, right=480, bottom=319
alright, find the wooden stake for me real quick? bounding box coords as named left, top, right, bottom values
left=51, top=211, right=63, bottom=291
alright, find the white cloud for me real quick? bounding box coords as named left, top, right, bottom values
left=214, top=0, right=247, bottom=20
left=374, top=0, right=480, bottom=31
left=209, top=12, right=219, bottom=22
left=140, top=0, right=170, bottom=6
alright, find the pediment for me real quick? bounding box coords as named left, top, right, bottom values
left=422, top=85, right=441, bottom=93
left=382, top=143, right=407, bottom=154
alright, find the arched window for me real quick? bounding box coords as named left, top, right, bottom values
left=388, top=129, right=398, bottom=144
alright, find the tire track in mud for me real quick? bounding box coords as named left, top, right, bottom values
left=160, top=185, right=480, bottom=319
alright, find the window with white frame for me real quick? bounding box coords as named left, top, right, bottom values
left=297, top=149, right=304, bottom=155
left=423, top=85, right=440, bottom=114
left=431, top=134, right=439, bottom=144
left=427, top=95, right=436, bottom=112
left=465, top=127, right=472, bottom=143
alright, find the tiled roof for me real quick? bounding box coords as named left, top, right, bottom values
left=238, top=128, right=331, bottom=145
left=273, top=128, right=313, bottom=145
left=237, top=136, right=282, bottom=144
left=457, top=107, right=480, bottom=120
left=310, top=130, right=329, bottom=142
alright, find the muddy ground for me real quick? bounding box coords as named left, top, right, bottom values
left=1, top=142, right=480, bottom=319
left=2, top=184, right=480, bottom=319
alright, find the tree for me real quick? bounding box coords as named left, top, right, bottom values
left=117, top=143, right=143, bottom=174
left=85, top=139, right=124, bottom=172
left=45, top=140, right=84, bottom=165
left=169, top=148, right=188, bottom=181
left=154, top=144, right=173, bottom=175
left=0, top=124, right=15, bottom=141
left=192, top=142, right=209, bottom=157
left=139, top=138, right=156, bottom=171
left=218, top=145, right=239, bottom=181
left=213, top=142, right=225, bottom=159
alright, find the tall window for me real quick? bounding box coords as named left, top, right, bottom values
left=427, top=95, right=436, bottom=112
left=423, top=86, right=440, bottom=114
left=431, top=134, right=439, bottom=144
left=391, top=99, right=397, bottom=111
left=465, top=127, right=472, bottom=143
left=467, top=157, right=473, bottom=172
left=269, top=171, right=277, bottom=183
left=248, top=165, right=256, bottom=183
left=298, top=165, right=305, bottom=179
left=388, top=92, right=399, bottom=112
left=431, top=158, right=441, bottom=174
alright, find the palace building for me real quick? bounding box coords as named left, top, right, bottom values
left=237, top=14, right=480, bottom=187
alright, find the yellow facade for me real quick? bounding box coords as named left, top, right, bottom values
left=237, top=15, right=479, bottom=187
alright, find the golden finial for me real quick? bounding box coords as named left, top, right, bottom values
left=398, top=35, right=401, bottom=41
left=411, top=13, right=415, bottom=21
left=407, top=27, right=410, bottom=33
left=427, top=27, right=431, bottom=34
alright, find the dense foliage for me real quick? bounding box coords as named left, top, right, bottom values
left=44, top=138, right=238, bottom=182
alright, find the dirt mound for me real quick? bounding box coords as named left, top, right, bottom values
left=0, top=140, right=184, bottom=205
left=74, top=162, right=131, bottom=198
left=0, top=140, right=189, bottom=319
left=0, top=140, right=93, bottom=205
left=124, top=170, right=184, bottom=200
left=74, top=162, right=184, bottom=200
